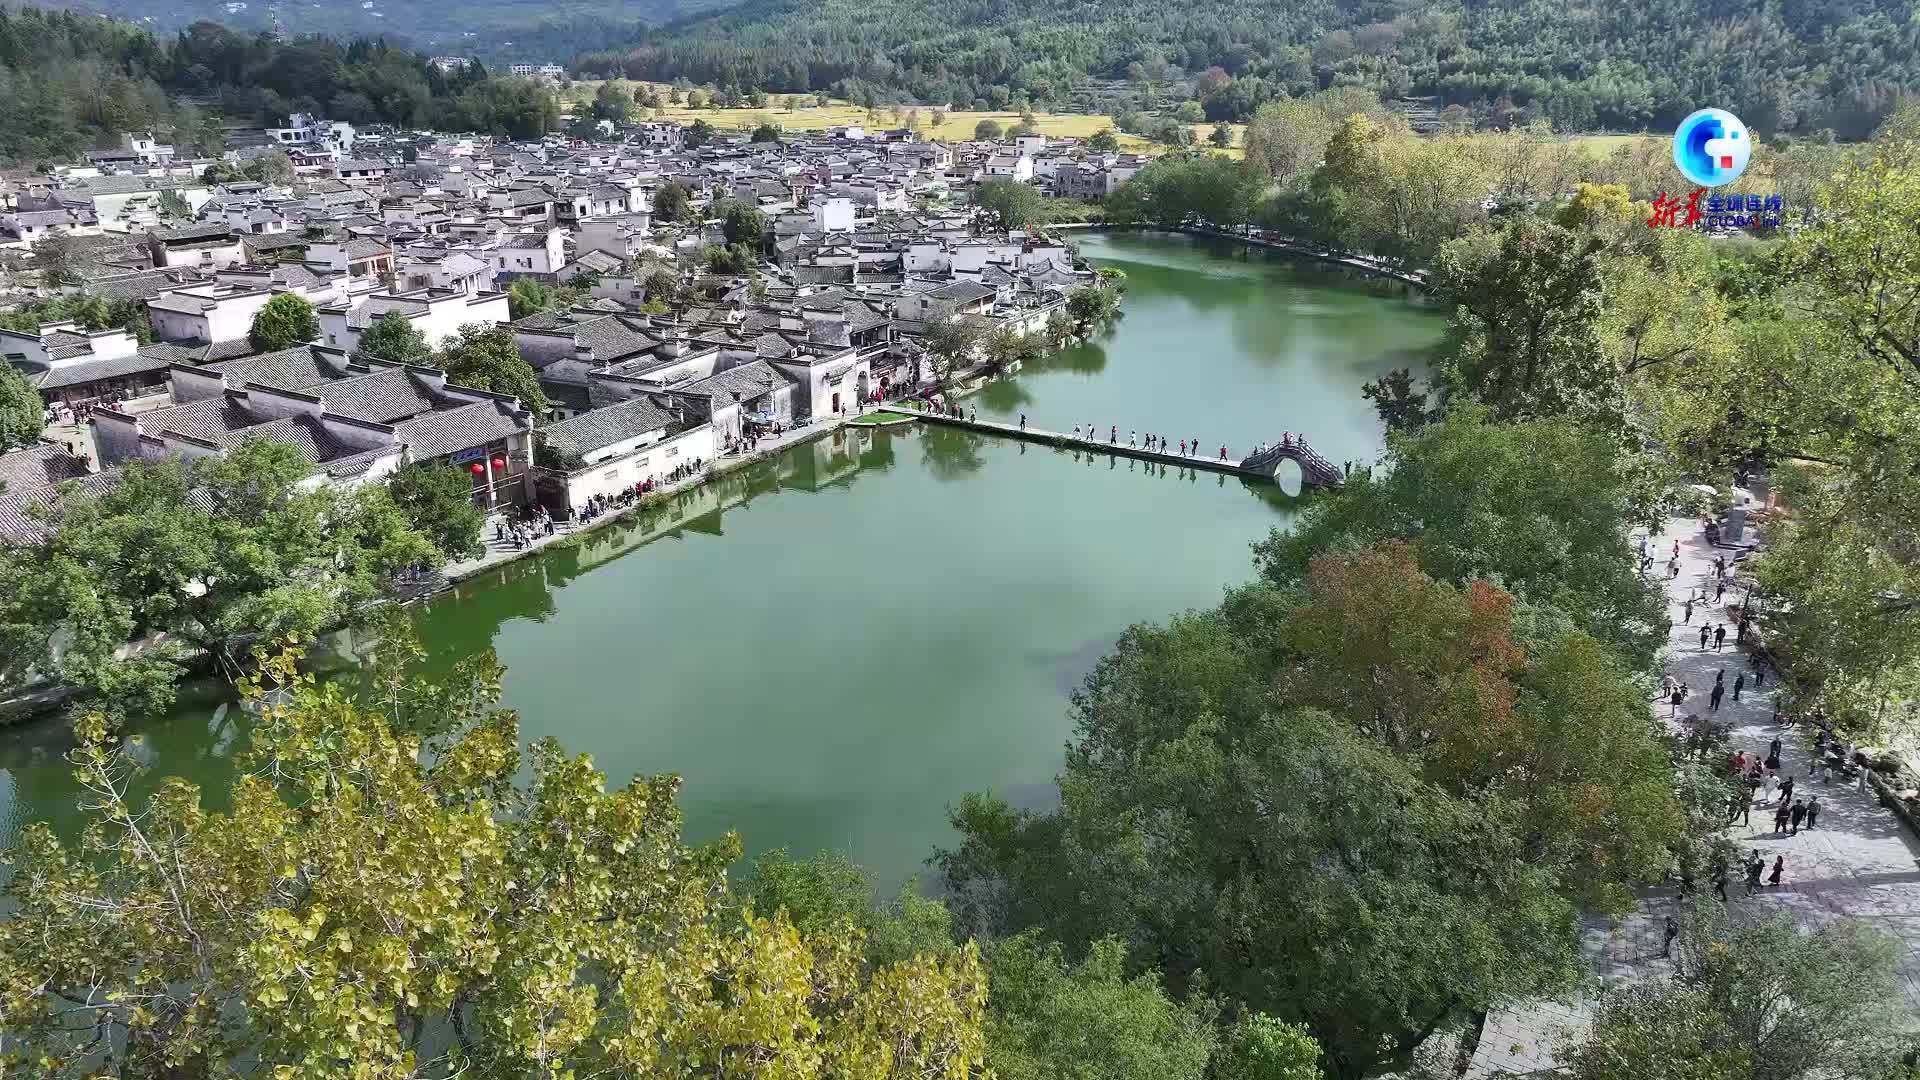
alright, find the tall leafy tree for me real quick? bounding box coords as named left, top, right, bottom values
left=1254, top=410, right=1668, bottom=665
left=0, top=361, right=42, bottom=449
left=984, top=934, right=1221, bottom=1080
left=651, top=180, right=697, bottom=224
left=939, top=543, right=1685, bottom=1080
left=0, top=645, right=989, bottom=1077
left=719, top=201, right=766, bottom=249
left=248, top=293, right=319, bottom=353
left=972, top=177, right=1047, bottom=233
left=438, top=323, right=549, bottom=415
left=0, top=438, right=435, bottom=715
left=1569, top=906, right=1902, bottom=1080
left=1427, top=217, right=1616, bottom=428
left=386, top=460, right=486, bottom=560
left=356, top=311, right=433, bottom=364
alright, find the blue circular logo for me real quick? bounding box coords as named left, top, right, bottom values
left=1673, top=108, right=1751, bottom=187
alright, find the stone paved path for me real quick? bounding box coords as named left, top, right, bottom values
left=1464, top=511, right=1920, bottom=1077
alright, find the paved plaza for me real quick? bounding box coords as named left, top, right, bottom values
left=1466, top=510, right=1920, bottom=1076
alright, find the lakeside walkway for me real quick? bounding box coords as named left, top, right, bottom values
left=1464, top=510, right=1920, bottom=1076
left=436, top=413, right=859, bottom=586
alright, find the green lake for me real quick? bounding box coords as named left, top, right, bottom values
left=0, top=231, right=1446, bottom=885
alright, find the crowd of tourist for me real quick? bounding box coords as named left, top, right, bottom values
left=1650, top=511, right=1885, bottom=907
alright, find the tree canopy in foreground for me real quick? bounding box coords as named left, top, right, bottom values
left=0, top=643, right=988, bottom=1078
left=0, top=438, right=435, bottom=716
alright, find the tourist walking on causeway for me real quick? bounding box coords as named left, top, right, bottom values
left=1663, top=914, right=1680, bottom=958
left=1709, top=680, right=1725, bottom=712
left=1684, top=597, right=1695, bottom=623
left=1790, top=799, right=1807, bottom=835
left=1699, top=624, right=1712, bottom=650
left=1805, top=795, right=1821, bottom=830
left=1734, top=672, right=1746, bottom=702
left=1669, top=683, right=1685, bottom=717
left=1219, top=445, right=1229, bottom=461
left=1714, top=624, right=1727, bottom=650
left=1019, top=413, right=1025, bottom=430
left=1768, top=855, right=1785, bottom=887
left=1129, top=430, right=1137, bottom=448
left=1773, top=800, right=1792, bottom=835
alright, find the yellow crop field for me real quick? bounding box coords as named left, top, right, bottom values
left=568, top=80, right=1194, bottom=154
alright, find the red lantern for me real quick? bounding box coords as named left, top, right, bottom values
left=491, top=456, right=507, bottom=471
left=470, top=462, right=485, bottom=475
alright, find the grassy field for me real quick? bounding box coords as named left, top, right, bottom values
left=567, top=80, right=1247, bottom=155
left=1569, top=133, right=1661, bottom=152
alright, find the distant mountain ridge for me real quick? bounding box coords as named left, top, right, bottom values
left=45, top=0, right=734, bottom=60
left=576, top=0, right=1920, bottom=138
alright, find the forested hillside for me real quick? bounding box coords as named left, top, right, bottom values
left=583, top=0, right=1920, bottom=136
left=0, top=7, right=561, bottom=164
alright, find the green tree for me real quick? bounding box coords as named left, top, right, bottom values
left=1225, top=1015, right=1325, bottom=1080
left=31, top=233, right=76, bottom=288
left=385, top=460, right=486, bottom=560
left=940, top=543, right=1684, bottom=1079
left=743, top=848, right=960, bottom=969
left=1254, top=410, right=1670, bottom=665
left=1569, top=906, right=1902, bottom=1080
left=1106, top=154, right=1260, bottom=227
left=506, top=276, right=559, bottom=320
left=156, top=187, right=192, bottom=221
left=702, top=243, right=755, bottom=274
left=245, top=148, right=295, bottom=185
left=974, top=118, right=1003, bottom=141
left=0, top=439, right=435, bottom=714
left=0, top=645, right=990, bottom=1078
left=590, top=80, right=631, bottom=123
left=651, top=180, right=697, bottom=224
left=1428, top=217, right=1615, bottom=429
left=438, top=324, right=549, bottom=415
left=1065, top=282, right=1121, bottom=329
left=719, top=201, right=767, bottom=248
left=1208, top=122, right=1234, bottom=147
left=685, top=117, right=714, bottom=147
left=921, top=318, right=984, bottom=384
left=644, top=266, right=683, bottom=305
left=247, top=293, right=320, bottom=353
left=355, top=311, right=433, bottom=364
left=984, top=934, right=1220, bottom=1080
left=973, top=176, right=1046, bottom=232
left=0, top=362, right=43, bottom=448
left=749, top=121, right=782, bottom=142
left=1360, top=366, right=1430, bottom=432
left=1086, top=128, right=1119, bottom=151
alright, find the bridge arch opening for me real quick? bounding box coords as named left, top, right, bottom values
left=1272, top=456, right=1304, bottom=498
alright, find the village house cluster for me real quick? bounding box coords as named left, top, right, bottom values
left=0, top=114, right=1133, bottom=544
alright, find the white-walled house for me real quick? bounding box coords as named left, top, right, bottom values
left=535, top=394, right=717, bottom=509
left=1, top=205, right=100, bottom=247
left=308, top=237, right=397, bottom=280
left=148, top=225, right=246, bottom=269
left=146, top=282, right=277, bottom=344
left=317, top=288, right=511, bottom=353
left=810, top=196, right=855, bottom=234
left=491, top=227, right=566, bottom=281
